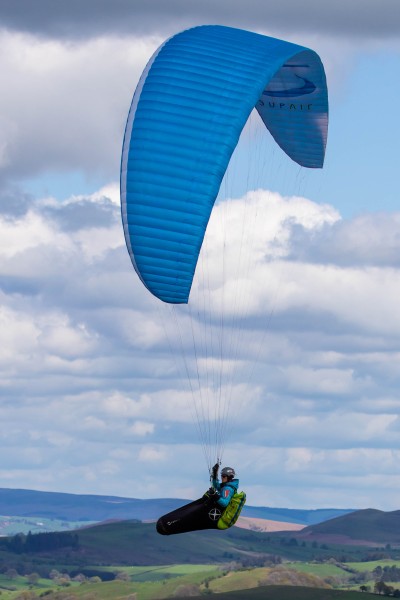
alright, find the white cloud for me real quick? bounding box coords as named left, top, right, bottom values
left=102, top=393, right=152, bottom=418
left=0, top=30, right=160, bottom=182
left=138, top=446, right=168, bottom=463
left=130, top=421, right=155, bottom=436
left=284, top=447, right=314, bottom=471
left=1, top=184, right=400, bottom=508
left=0, top=210, right=65, bottom=258
left=81, top=416, right=107, bottom=431
left=284, top=365, right=356, bottom=395
left=0, top=305, right=39, bottom=361
left=39, top=317, right=96, bottom=358
left=86, top=182, right=121, bottom=206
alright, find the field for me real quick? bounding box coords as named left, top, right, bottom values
left=180, top=586, right=376, bottom=600
left=346, top=559, right=400, bottom=571
left=0, top=573, right=80, bottom=599
left=62, top=582, right=377, bottom=600
left=0, top=558, right=395, bottom=600
left=98, top=563, right=218, bottom=581
left=0, top=575, right=377, bottom=600
left=1, top=519, right=400, bottom=599
left=285, top=558, right=400, bottom=593
left=286, top=561, right=350, bottom=578
left=0, top=564, right=220, bottom=600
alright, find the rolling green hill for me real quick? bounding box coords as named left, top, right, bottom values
left=0, top=520, right=385, bottom=571
left=0, top=519, right=395, bottom=600
left=300, top=509, right=400, bottom=544
left=175, top=586, right=375, bottom=600
left=75, top=521, right=368, bottom=565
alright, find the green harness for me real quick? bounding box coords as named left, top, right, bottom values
left=217, top=490, right=246, bottom=530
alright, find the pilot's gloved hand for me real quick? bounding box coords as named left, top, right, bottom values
left=211, top=463, right=219, bottom=479
left=203, top=487, right=220, bottom=507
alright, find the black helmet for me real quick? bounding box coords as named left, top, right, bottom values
left=221, top=466, right=235, bottom=479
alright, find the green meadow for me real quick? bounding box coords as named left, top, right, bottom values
left=0, top=560, right=391, bottom=600
left=0, top=564, right=219, bottom=600
left=346, top=559, right=400, bottom=571
left=0, top=519, right=399, bottom=599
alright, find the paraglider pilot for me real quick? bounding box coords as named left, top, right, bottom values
left=204, top=464, right=239, bottom=509
left=157, top=463, right=243, bottom=535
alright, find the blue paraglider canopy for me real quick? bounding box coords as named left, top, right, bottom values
left=121, top=26, right=328, bottom=304
left=120, top=25, right=328, bottom=305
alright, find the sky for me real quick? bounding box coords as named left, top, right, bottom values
left=1, top=0, right=400, bottom=512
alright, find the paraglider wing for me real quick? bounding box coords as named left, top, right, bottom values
left=120, top=25, right=328, bottom=304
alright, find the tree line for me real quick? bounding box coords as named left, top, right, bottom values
left=4, top=531, right=79, bottom=553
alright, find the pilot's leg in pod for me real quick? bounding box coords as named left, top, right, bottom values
left=156, top=497, right=222, bottom=535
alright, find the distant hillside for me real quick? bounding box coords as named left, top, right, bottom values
left=0, top=487, right=352, bottom=525
left=0, top=519, right=383, bottom=568
left=298, top=508, right=400, bottom=545
left=0, top=520, right=281, bottom=566
left=0, top=488, right=178, bottom=522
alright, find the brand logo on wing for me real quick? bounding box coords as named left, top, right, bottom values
left=263, top=75, right=316, bottom=98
